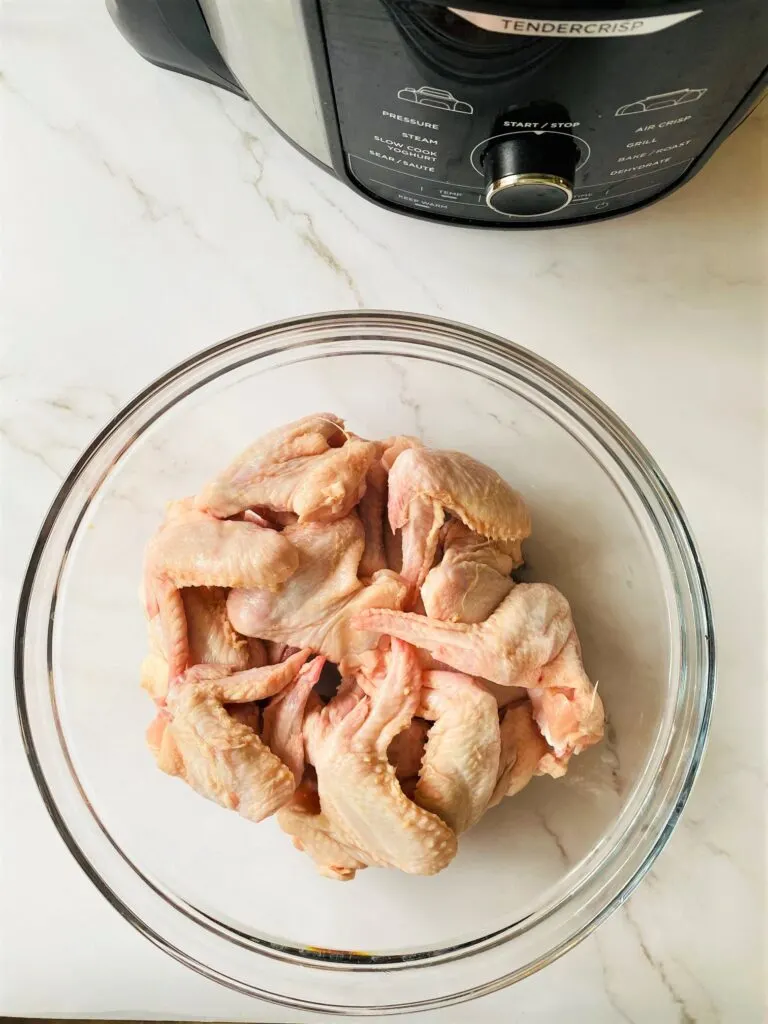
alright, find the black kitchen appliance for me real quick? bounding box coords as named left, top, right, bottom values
left=107, top=1, right=767, bottom=226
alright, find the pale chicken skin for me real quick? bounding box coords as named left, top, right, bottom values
left=353, top=583, right=574, bottom=689
left=389, top=447, right=532, bottom=542
left=380, top=434, right=423, bottom=472
left=354, top=585, right=603, bottom=769
left=196, top=414, right=377, bottom=523
left=140, top=586, right=262, bottom=702
left=357, top=459, right=388, bottom=578
left=415, top=671, right=501, bottom=834
left=387, top=718, right=428, bottom=784
left=529, top=630, right=604, bottom=775
left=140, top=613, right=173, bottom=702
left=489, top=700, right=550, bottom=807
left=227, top=515, right=407, bottom=666
left=262, top=657, right=326, bottom=783
left=148, top=651, right=312, bottom=822
left=277, top=777, right=369, bottom=881
left=144, top=504, right=297, bottom=679
left=388, top=447, right=531, bottom=593
left=372, top=435, right=419, bottom=579
left=182, top=586, right=266, bottom=669
left=421, top=520, right=517, bottom=624
left=304, top=640, right=458, bottom=876
left=399, top=497, right=446, bottom=598
left=358, top=651, right=429, bottom=791
left=140, top=420, right=605, bottom=878
left=226, top=701, right=263, bottom=734
left=145, top=503, right=298, bottom=595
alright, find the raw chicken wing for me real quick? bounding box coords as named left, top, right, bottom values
left=387, top=718, right=428, bottom=783
left=140, top=416, right=606, bottom=877
left=399, top=497, right=445, bottom=597
left=145, top=505, right=297, bottom=678
left=381, top=434, right=423, bottom=471
left=228, top=516, right=407, bottom=666
left=277, top=778, right=369, bottom=881
left=196, top=414, right=377, bottom=522
left=421, top=520, right=517, bottom=623
left=489, top=700, right=549, bottom=807
left=150, top=650, right=312, bottom=822
left=184, top=586, right=252, bottom=666
left=304, top=639, right=458, bottom=875
left=388, top=447, right=530, bottom=591
left=141, top=586, right=260, bottom=702
left=140, top=613, right=173, bottom=701
left=382, top=438, right=425, bottom=574
left=146, top=503, right=297, bottom=592
left=353, top=583, right=574, bottom=689
left=262, top=656, right=326, bottom=783
left=415, top=671, right=500, bottom=833
left=529, top=631, right=604, bottom=775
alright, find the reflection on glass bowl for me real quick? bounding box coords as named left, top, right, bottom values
left=16, top=311, right=714, bottom=1015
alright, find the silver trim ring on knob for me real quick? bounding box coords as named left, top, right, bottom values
left=485, top=172, right=573, bottom=217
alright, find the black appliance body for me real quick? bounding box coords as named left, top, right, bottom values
left=107, top=0, right=767, bottom=227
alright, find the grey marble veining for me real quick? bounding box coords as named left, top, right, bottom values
left=1, top=1, right=765, bottom=1020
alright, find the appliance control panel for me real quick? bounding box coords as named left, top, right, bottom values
left=318, top=0, right=767, bottom=224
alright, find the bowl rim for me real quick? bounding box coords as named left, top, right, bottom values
left=15, top=310, right=716, bottom=1014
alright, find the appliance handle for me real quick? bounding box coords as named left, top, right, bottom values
left=106, top=0, right=247, bottom=96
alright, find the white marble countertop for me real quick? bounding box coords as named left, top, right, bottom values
left=1, top=2, right=765, bottom=1021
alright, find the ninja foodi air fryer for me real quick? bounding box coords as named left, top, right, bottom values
left=107, top=1, right=767, bottom=227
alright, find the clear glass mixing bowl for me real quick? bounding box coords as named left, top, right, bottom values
left=16, top=311, right=714, bottom=1015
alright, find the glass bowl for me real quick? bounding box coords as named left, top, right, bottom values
left=16, top=311, right=714, bottom=1015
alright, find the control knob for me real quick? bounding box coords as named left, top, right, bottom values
left=482, top=132, right=580, bottom=217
